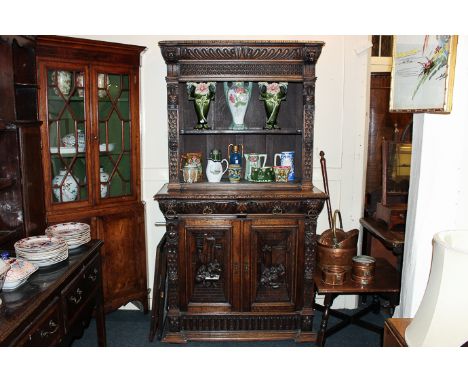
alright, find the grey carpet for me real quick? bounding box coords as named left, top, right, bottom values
left=73, top=302, right=391, bottom=347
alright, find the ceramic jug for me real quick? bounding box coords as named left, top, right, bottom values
left=244, top=153, right=267, bottom=181
left=206, top=159, right=229, bottom=182
left=274, top=151, right=295, bottom=181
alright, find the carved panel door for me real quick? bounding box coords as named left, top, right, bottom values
left=179, top=218, right=241, bottom=313
left=243, top=218, right=304, bottom=312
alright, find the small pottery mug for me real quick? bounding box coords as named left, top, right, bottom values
left=274, top=151, right=295, bottom=181
left=181, top=152, right=203, bottom=181
left=250, top=166, right=275, bottom=182
left=181, top=164, right=199, bottom=183
left=228, top=164, right=242, bottom=183
left=273, top=166, right=290, bottom=182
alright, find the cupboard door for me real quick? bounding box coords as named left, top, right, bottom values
left=179, top=218, right=241, bottom=313
left=38, top=63, right=92, bottom=210
left=243, top=218, right=304, bottom=312
left=92, top=67, right=140, bottom=203
left=97, top=206, right=148, bottom=312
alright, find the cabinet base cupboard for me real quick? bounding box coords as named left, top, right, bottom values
left=36, top=36, right=148, bottom=313
left=153, top=40, right=326, bottom=342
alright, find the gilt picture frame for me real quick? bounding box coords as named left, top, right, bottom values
left=390, top=35, right=458, bottom=113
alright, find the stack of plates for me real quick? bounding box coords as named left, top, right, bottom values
left=45, top=222, right=91, bottom=249
left=3, top=258, right=39, bottom=290
left=14, top=236, right=68, bottom=268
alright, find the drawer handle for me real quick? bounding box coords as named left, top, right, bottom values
left=203, top=206, right=213, bottom=215
left=272, top=205, right=283, bottom=215
left=69, top=288, right=83, bottom=305
left=88, top=268, right=98, bottom=282
left=40, top=320, right=59, bottom=338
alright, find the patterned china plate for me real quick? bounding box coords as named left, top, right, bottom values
left=4, top=258, right=38, bottom=281
left=46, top=222, right=90, bottom=236
left=14, top=236, right=66, bottom=252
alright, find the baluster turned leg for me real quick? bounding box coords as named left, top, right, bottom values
left=317, top=293, right=334, bottom=347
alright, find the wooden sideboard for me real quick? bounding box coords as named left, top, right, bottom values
left=0, top=240, right=106, bottom=346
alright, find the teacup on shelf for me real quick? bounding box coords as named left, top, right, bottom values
left=273, top=166, right=290, bottom=182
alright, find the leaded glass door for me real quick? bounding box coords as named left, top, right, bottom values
left=42, top=64, right=91, bottom=208
left=93, top=68, right=137, bottom=202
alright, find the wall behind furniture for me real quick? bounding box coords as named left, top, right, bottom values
left=73, top=35, right=371, bottom=309
left=397, top=35, right=468, bottom=318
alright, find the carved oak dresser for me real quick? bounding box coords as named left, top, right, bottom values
left=152, top=40, right=327, bottom=343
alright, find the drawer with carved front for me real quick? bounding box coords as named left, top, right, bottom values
left=14, top=298, right=63, bottom=346
left=62, top=255, right=100, bottom=326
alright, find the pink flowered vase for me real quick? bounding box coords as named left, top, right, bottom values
left=187, top=82, right=216, bottom=130
left=258, top=82, right=288, bottom=129
left=224, top=82, right=252, bottom=130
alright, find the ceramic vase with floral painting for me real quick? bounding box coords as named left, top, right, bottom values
left=52, top=170, right=79, bottom=202
left=224, top=82, right=252, bottom=130
left=187, top=82, right=216, bottom=129
left=258, top=82, right=288, bottom=129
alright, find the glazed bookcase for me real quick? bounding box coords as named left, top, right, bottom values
left=36, top=36, right=148, bottom=313
left=152, top=40, right=328, bottom=343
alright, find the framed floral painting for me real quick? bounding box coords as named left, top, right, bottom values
left=390, top=35, right=458, bottom=113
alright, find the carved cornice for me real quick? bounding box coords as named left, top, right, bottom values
left=159, top=41, right=324, bottom=64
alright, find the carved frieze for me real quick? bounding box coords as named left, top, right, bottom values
left=181, top=314, right=302, bottom=331
left=157, top=199, right=324, bottom=216
left=179, top=63, right=303, bottom=79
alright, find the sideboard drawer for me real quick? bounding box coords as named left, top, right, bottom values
left=62, top=255, right=100, bottom=326
left=14, top=298, right=63, bottom=347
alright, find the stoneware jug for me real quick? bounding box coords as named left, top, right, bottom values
left=206, top=159, right=229, bottom=183
left=274, top=151, right=295, bottom=181
left=244, top=153, right=267, bottom=181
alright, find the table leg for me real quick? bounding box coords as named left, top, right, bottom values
left=96, top=285, right=107, bottom=347
left=317, top=293, right=334, bottom=347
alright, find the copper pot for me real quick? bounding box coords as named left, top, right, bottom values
left=352, top=256, right=376, bottom=285
left=321, top=266, right=348, bottom=285
left=317, top=244, right=356, bottom=269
